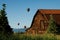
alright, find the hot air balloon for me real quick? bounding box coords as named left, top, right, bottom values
left=24, top=26, right=26, bottom=29
left=2, top=4, right=6, bottom=7
left=18, top=23, right=20, bottom=26
left=27, top=8, right=30, bottom=12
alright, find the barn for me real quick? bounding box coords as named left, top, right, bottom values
left=26, top=9, right=60, bottom=34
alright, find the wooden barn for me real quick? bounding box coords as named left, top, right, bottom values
left=26, top=9, right=60, bottom=34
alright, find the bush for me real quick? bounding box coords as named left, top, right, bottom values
left=0, top=33, right=57, bottom=40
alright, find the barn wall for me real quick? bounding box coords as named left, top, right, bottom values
left=26, top=11, right=47, bottom=34
left=26, top=10, right=60, bottom=34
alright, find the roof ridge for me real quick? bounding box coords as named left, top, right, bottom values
left=38, top=9, right=60, bottom=14
left=39, top=9, right=60, bottom=10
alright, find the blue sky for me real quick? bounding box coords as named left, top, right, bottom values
left=0, top=0, right=60, bottom=29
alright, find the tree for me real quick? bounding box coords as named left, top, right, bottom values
left=47, top=14, right=57, bottom=34
left=0, top=4, right=13, bottom=35
left=56, top=22, right=60, bottom=34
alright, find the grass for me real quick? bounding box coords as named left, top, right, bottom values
left=14, top=33, right=58, bottom=40
left=0, top=33, right=60, bottom=40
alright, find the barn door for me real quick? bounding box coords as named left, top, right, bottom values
left=40, top=20, right=47, bottom=31
left=40, top=20, right=44, bottom=31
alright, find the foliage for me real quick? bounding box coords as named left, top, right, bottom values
left=0, top=33, right=58, bottom=40
left=47, top=14, right=57, bottom=34
left=0, top=33, right=20, bottom=40
left=56, top=23, right=60, bottom=34
left=0, top=4, right=13, bottom=35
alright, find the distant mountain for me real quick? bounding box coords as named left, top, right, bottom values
left=13, top=28, right=26, bottom=33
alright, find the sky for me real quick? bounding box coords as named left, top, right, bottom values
left=0, top=0, right=60, bottom=29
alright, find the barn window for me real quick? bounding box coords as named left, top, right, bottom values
left=44, top=20, right=47, bottom=23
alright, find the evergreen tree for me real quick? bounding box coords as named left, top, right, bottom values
left=47, top=14, right=57, bottom=34
left=0, top=4, right=13, bottom=35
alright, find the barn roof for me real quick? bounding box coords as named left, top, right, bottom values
left=39, top=9, right=60, bottom=14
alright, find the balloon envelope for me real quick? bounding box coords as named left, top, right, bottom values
left=27, top=8, right=30, bottom=12
left=18, top=23, right=20, bottom=25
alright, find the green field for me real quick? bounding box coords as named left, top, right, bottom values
left=0, top=33, right=60, bottom=40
